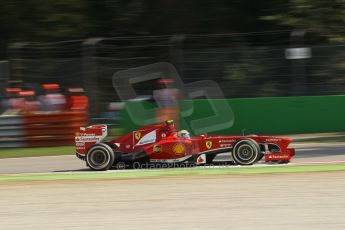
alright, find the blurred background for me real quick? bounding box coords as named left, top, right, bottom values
left=0, top=0, right=345, bottom=149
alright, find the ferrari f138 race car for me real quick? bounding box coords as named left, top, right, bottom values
left=75, top=120, right=295, bottom=170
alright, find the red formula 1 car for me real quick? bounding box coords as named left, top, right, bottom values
left=75, top=120, right=295, bottom=170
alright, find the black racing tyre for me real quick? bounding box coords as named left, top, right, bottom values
left=232, top=139, right=260, bottom=165
left=86, top=143, right=115, bottom=171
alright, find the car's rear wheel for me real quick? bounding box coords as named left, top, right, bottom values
left=232, top=139, right=260, bottom=165
left=86, top=143, right=115, bottom=171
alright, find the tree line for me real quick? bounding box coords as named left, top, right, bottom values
left=0, top=0, right=344, bottom=57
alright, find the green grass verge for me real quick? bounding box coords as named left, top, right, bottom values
left=0, top=146, right=73, bottom=159
left=1, top=164, right=345, bottom=183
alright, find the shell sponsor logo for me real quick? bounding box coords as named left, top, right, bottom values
left=134, top=131, right=141, bottom=140
left=153, top=145, right=161, bottom=153
left=206, top=141, right=212, bottom=149
left=173, top=143, right=186, bottom=156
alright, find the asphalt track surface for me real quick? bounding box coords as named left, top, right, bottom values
left=0, top=143, right=345, bottom=174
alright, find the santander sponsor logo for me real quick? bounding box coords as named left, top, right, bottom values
left=268, top=154, right=289, bottom=159
left=196, top=154, right=206, bottom=164
left=197, top=157, right=204, bottom=163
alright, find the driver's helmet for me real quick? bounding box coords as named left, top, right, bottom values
left=177, top=130, right=190, bottom=139
left=163, top=119, right=175, bottom=136
left=165, top=119, right=174, bottom=126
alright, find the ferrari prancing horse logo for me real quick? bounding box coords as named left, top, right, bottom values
left=206, top=141, right=212, bottom=149
left=134, top=131, right=141, bottom=140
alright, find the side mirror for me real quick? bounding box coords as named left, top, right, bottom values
left=199, top=134, right=208, bottom=139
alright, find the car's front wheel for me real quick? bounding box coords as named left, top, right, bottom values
left=86, top=143, right=115, bottom=171
left=232, top=139, right=260, bottom=165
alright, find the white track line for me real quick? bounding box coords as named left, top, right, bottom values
left=290, top=161, right=345, bottom=165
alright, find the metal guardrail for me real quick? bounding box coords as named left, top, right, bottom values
left=0, top=111, right=88, bottom=148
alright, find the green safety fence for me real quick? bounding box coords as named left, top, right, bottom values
left=120, top=95, right=345, bottom=135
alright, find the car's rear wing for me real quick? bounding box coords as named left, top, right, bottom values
left=75, top=124, right=108, bottom=155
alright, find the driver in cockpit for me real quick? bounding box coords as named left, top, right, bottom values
left=177, top=129, right=190, bottom=139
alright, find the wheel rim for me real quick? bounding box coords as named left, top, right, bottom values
left=90, top=150, right=108, bottom=167
left=237, top=144, right=254, bottom=161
